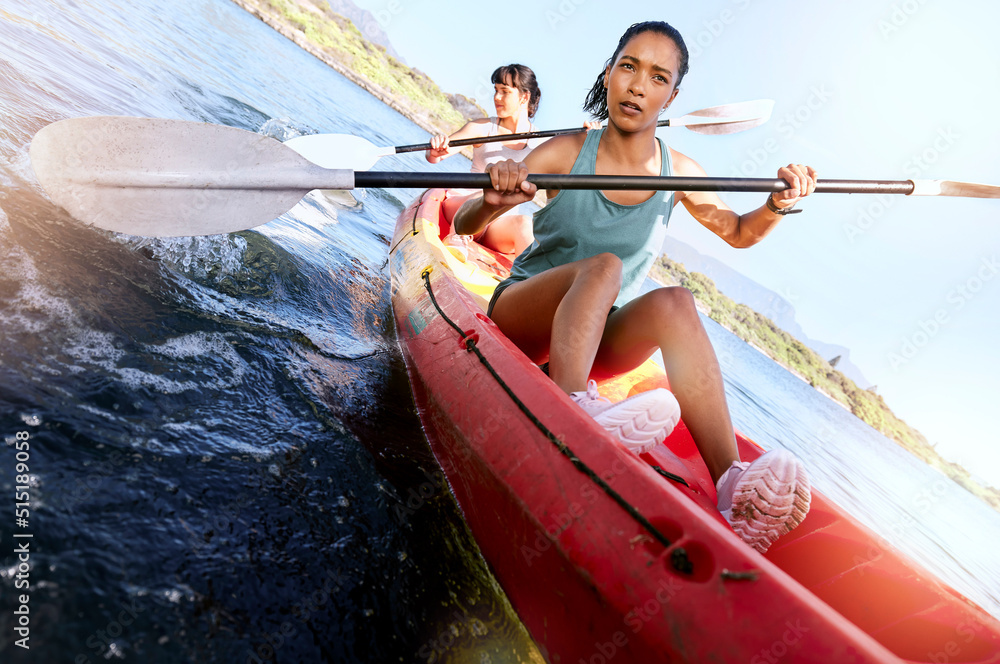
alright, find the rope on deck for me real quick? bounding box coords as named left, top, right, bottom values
left=420, top=267, right=693, bottom=575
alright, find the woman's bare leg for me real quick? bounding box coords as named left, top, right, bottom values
left=489, top=253, right=623, bottom=393
left=593, top=286, right=739, bottom=483
left=443, top=193, right=533, bottom=257
left=479, top=213, right=533, bottom=256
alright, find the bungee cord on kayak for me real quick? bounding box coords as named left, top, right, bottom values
left=418, top=264, right=696, bottom=573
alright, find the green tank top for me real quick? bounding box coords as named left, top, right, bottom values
left=498, top=129, right=674, bottom=308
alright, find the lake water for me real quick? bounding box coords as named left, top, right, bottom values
left=1, top=1, right=998, bottom=662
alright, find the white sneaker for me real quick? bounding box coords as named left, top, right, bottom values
left=443, top=233, right=473, bottom=262
left=570, top=380, right=681, bottom=454
left=716, top=449, right=811, bottom=553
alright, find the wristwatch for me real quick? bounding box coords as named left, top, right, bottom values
left=766, top=194, right=802, bottom=215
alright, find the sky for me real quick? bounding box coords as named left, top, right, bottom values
left=348, top=0, right=1000, bottom=487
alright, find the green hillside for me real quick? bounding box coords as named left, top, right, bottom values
left=233, top=0, right=482, bottom=134
left=651, top=255, right=1000, bottom=511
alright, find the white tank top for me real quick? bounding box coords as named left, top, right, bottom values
left=469, top=117, right=544, bottom=172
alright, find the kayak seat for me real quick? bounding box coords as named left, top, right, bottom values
left=433, top=193, right=514, bottom=280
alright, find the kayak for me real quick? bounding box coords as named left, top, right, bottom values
left=389, top=188, right=1000, bottom=663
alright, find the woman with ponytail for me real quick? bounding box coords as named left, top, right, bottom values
left=452, top=22, right=817, bottom=554
left=428, top=64, right=596, bottom=259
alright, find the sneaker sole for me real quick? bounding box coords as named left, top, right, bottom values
left=594, top=389, right=681, bottom=455
left=723, top=450, right=811, bottom=554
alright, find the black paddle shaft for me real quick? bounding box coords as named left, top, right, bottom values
left=393, top=127, right=585, bottom=153
left=392, top=119, right=670, bottom=154
left=354, top=172, right=917, bottom=195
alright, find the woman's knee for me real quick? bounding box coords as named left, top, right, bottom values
left=508, top=214, right=534, bottom=245
left=650, top=286, right=699, bottom=319
left=580, top=252, right=624, bottom=284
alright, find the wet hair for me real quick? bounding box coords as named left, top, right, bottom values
left=583, top=21, right=690, bottom=121
left=492, top=64, right=541, bottom=119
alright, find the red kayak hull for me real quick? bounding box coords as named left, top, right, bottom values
left=390, top=189, right=1000, bottom=663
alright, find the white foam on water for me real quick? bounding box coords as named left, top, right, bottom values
left=5, top=245, right=250, bottom=397
left=7, top=144, right=38, bottom=190
left=2, top=214, right=258, bottom=396
left=119, top=233, right=249, bottom=282
left=20, top=413, right=43, bottom=426
left=1, top=228, right=99, bottom=365
left=258, top=117, right=313, bottom=143
left=256, top=198, right=343, bottom=252
left=154, top=421, right=272, bottom=456
left=119, top=331, right=249, bottom=395
left=77, top=403, right=124, bottom=421
left=62, top=328, right=126, bottom=374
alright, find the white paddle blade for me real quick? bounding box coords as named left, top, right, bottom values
left=29, top=117, right=352, bottom=237
left=285, top=133, right=395, bottom=170
left=686, top=117, right=770, bottom=135
left=909, top=179, right=1000, bottom=198
left=673, top=99, right=774, bottom=135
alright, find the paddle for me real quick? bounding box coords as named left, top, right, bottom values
left=30, top=116, right=1000, bottom=238
left=284, top=99, right=775, bottom=171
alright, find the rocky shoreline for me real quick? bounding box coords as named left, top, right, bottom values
left=229, top=0, right=473, bottom=136
left=651, top=264, right=1000, bottom=511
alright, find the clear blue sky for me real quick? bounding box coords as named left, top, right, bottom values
left=348, top=0, right=1000, bottom=487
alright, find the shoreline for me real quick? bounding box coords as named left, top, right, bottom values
left=746, top=325, right=852, bottom=411
left=651, top=270, right=1000, bottom=511
left=663, top=273, right=827, bottom=386
left=229, top=0, right=465, bottom=137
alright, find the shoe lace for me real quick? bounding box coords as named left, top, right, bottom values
left=584, top=380, right=609, bottom=405
left=716, top=460, right=750, bottom=512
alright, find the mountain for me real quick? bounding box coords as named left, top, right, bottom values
left=325, top=0, right=405, bottom=63
left=661, top=236, right=873, bottom=389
